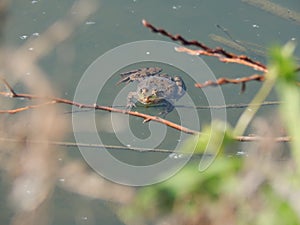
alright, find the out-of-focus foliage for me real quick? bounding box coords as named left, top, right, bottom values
left=181, top=120, right=234, bottom=156
left=120, top=44, right=300, bottom=225
left=0, top=2, right=135, bottom=225
left=122, top=157, right=299, bottom=225
left=269, top=43, right=300, bottom=164
left=120, top=158, right=242, bottom=225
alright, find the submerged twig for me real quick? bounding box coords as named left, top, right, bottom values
left=242, top=0, right=300, bottom=24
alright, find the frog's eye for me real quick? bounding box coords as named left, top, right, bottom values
left=151, top=89, right=158, bottom=95
left=140, top=88, right=148, bottom=94
left=173, top=76, right=181, bottom=82
left=174, top=76, right=184, bottom=85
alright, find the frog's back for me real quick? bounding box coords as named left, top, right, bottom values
left=116, top=67, right=162, bottom=85
left=137, top=76, right=182, bottom=100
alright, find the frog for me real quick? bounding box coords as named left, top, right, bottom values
left=116, top=67, right=186, bottom=116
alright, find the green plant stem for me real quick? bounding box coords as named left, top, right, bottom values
left=278, top=83, right=300, bottom=165
left=233, top=74, right=276, bottom=136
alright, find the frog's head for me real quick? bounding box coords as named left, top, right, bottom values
left=137, top=88, right=162, bottom=104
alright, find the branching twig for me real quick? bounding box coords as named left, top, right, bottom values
left=0, top=101, right=56, bottom=114
left=194, top=74, right=265, bottom=92
left=141, top=19, right=273, bottom=92
left=0, top=77, right=17, bottom=96
left=0, top=78, right=290, bottom=142
left=142, top=20, right=268, bottom=73
left=0, top=79, right=198, bottom=135
left=142, top=20, right=300, bottom=90
left=175, top=46, right=267, bottom=72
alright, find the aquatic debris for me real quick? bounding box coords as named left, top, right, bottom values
left=209, top=34, right=266, bottom=58
left=242, top=0, right=300, bottom=24
left=209, top=34, right=247, bottom=53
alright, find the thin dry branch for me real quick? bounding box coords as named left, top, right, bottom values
left=142, top=20, right=300, bottom=90
left=0, top=79, right=290, bottom=142
left=0, top=77, right=17, bottom=96
left=0, top=136, right=291, bottom=157
left=142, top=19, right=268, bottom=73
left=194, top=73, right=265, bottom=90
left=0, top=101, right=56, bottom=114
left=175, top=46, right=267, bottom=72
left=0, top=79, right=198, bottom=135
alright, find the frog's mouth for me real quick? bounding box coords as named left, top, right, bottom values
left=140, top=95, right=161, bottom=105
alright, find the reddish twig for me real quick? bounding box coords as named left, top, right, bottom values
left=194, top=74, right=265, bottom=93
left=0, top=79, right=198, bottom=135
left=0, top=77, right=17, bottom=96
left=0, top=101, right=57, bottom=114
left=142, top=20, right=268, bottom=73
left=175, top=46, right=267, bottom=72
left=0, top=79, right=290, bottom=142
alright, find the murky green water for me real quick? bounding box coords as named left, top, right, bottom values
left=1, top=0, right=299, bottom=224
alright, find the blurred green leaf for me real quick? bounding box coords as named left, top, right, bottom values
left=180, top=120, right=234, bottom=155
left=268, top=42, right=300, bottom=164
left=124, top=157, right=242, bottom=219
left=120, top=43, right=300, bottom=225
left=268, top=43, right=297, bottom=82
left=256, top=184, right=300, bottom=225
